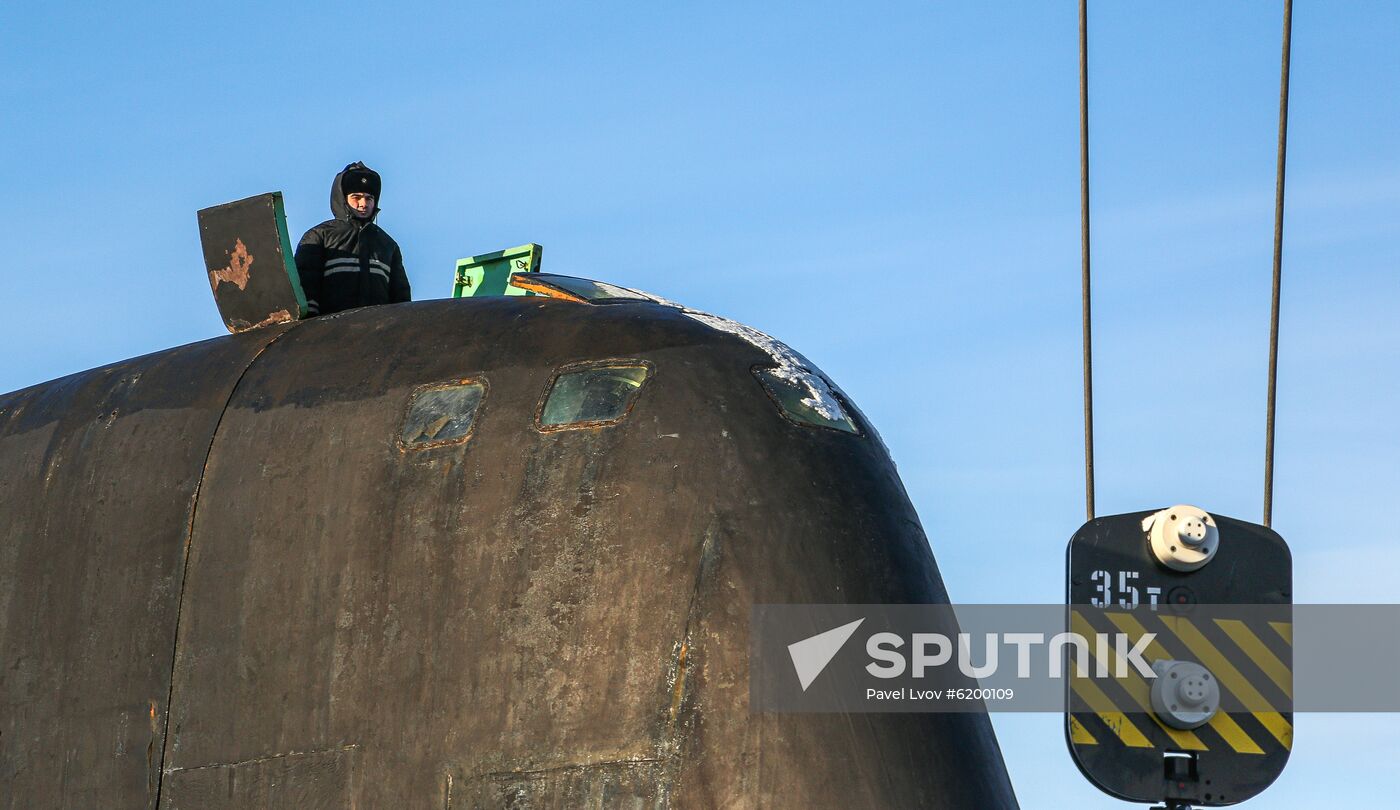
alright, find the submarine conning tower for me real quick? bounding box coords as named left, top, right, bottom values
left=0, top=276, right=1018, bottom=807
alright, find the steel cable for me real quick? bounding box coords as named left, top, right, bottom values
left=1078, top=1, right=1293, bottom=526
left=1079, top=0, right=1095, bottom=522
left=1263, top=0, right=1293, bottom=528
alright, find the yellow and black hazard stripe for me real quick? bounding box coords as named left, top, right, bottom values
left=1068, top=608, right=1292, bottom=756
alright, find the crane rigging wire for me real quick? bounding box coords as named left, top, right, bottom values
left=1079, top=0, right=1095, bottom=522
left=1264, top=0, right=1293, bottom=528
left=1076, top=1, right=1294, bottom=527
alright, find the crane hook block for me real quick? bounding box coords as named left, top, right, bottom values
left=1065, top=508, right=1292, bottom=807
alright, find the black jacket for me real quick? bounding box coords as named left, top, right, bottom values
left=294, top=167, right=411, bottom=316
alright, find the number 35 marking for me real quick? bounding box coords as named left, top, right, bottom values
left=1090, top=569, right=1162, bottom=610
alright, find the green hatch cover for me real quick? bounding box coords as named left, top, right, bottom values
left=453, top=243, right=542, bottom=298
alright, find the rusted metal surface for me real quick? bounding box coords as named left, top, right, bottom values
left=3, top=297, right=1017, bottom=808
left=507, top=274, right=588, bottom=302
left=0, top=326, right=292, bottom=809
left=207, top=238, right=254, bottom=291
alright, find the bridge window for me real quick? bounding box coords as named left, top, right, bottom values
left=400, top=379, right=487, bottom=449
left=753, top=367, right=859, bottom=434
left=539, top=362, right=652, bottom=429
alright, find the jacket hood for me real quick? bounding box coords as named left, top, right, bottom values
left=330, top=162, right=380, bottom=222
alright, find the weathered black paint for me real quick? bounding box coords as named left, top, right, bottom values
left=2, top=297, right=1018, bottom=808
left=0, top=326, right=292, bottom=807
left=198, top=192, right=304, bottom=333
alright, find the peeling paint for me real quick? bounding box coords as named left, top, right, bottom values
left=621, top=282, right=847, bottom=421
left=678, top=311, right=846, bottom=421
left=669, top=640, right=690, bottom=721
left=622, top=283, right=858, bottom=427
left=226, top=309, right=294, bottom=334
left=631, top=285, right=897, bottom=460
left=208, top=238, right=254, bottom=292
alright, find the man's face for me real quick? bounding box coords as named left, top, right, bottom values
left=346, top=192, right=376, bottom=218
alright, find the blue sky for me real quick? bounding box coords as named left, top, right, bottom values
left=3, top=2, right=1396, bottom=806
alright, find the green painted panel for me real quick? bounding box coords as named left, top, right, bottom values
left=452, top=243, right=542, bottom=298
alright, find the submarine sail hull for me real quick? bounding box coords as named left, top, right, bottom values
left=1, top=297, right=1017, bottom=808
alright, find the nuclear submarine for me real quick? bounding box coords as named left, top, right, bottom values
left=0, top=270, right=1019, bottom=807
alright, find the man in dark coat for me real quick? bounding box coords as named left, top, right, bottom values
left=295, top=161, right=411, bottom=317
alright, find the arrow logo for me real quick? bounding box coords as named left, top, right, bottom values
left=788, top=618, right=865, bottom=691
